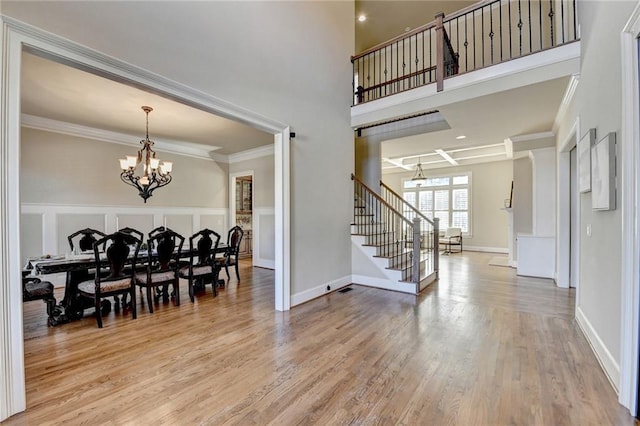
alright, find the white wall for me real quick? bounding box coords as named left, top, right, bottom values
left=554, top=0, right=637, bottom=390
left=3, top=0, right=355, bottom=298
left=383, top=159, right=513, bottom=251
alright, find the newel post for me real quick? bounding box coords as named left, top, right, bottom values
left=412, top=217, right=421, bottom=285
left=435, top=12, right=445, bottom=92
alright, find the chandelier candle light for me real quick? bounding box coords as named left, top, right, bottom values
left=119, top=106, right=173, bottom=203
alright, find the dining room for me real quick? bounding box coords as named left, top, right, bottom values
left=19, top=50, right=278, bottom=328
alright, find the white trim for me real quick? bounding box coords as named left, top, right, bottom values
left=619, top=2, right=640, bottom=414
left=351, top=42, right=580, bottom=128
left=553, top=74, right=580, bottom=135
left=274, top=130, right=291, bottom=312
left=290, top=275, right=352, bottom=307
left=351, top=274, right=417, bottom=294
left=0, top=16, right=291, bottom=420
left=0, top=18, right=27, bottom=420
left=508, top=131, right=555, bottom=144
left=556, top=118, right=580, bottom=290
left=228, top=170, right=254, bottom=236
left=21, top=203, right=227, bottom=216
left=227, top=145, right=274, bottom=164
left=21, top=114, right=217, bottom=161
left=253, top=207, right=275, bottom=270
left=463, top=246, right=508, bottom=254
left=576, top=306, right=621, bottom=394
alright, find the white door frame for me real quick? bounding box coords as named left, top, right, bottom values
left=0, top=16, right=291, bottom=419
left=619, top=1, right=640, bottom=415
left=229, top=170, right=255, bottom=259
left=557, top=117, right=580, bottom=290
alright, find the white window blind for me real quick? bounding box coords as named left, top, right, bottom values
left=402, top=173, right=471, bottom=234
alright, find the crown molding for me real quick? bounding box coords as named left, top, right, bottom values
left=553, top=73, right=580, bottom=135
left=21, top=114, right=218, bottom=160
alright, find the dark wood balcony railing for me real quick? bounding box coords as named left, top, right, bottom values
left=351, top=0, right=578, bottom=105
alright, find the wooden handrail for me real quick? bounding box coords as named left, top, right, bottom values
left=379, top=181, right=436, bottom=227
left=351, top=174, right=413, bottom=227
left=354, top=66, right=437, bottom=95
left=352, top=22, right=437, bottom=61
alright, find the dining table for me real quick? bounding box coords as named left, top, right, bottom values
left=27, top=244, right=228, bottom=325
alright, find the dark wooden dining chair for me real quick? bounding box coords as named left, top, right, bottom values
left=76, top=231, right=141, bottom=328
left=118, top=227, right=144, bottom=242
left=135, top=229, right=184, bottom=313
left=67, top=228, right=107, bottom=252
left=178, top=229, right=221, bottom=301
left=23, top=276, right=58, bottom=326
left=216, top=226, right=244, bottom=284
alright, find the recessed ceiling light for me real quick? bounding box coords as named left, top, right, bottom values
left=405, top=26, right=411, bottom=32
left=456, top=135, right=466, bottom=139
left=358, top=15, right=366, bottom=22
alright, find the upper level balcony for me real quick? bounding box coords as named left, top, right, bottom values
left=351, top=0, right=580, bottom=128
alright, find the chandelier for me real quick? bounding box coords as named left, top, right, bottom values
left=411, top=156, right=426, bottom=183
left=119, top=106, right=173, bottom=203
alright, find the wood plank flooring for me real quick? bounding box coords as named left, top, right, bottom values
left=5, top=253, right=634, bottom=425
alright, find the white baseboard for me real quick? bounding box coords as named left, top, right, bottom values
left=464, top=245, right=508, bottom=254
left=351, top=274, right=416, bottom=294
left=576, top=306, right=620, bottom=393
left=253, top=257, right=275, bottom=270
left=290, top=275, right=351, bottom=307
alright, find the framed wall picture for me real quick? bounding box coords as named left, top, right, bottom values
left=578, top=128, right=595, bottom=193
left=591, top=132, right=616, bottom=211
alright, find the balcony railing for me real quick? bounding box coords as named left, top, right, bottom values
left=352, top=0, right=578, bottom=105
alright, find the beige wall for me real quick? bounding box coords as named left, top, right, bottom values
left=21, top=128, right=227, bottom=207
left=513, top=156, right=533, bottom=260
left=229, top=154, right=274, bottom=209
left=554, top=0, right=636, bottom=373
left=4, top=0, right=355, bottom=297
left=383, top=159, right=513, bottom=250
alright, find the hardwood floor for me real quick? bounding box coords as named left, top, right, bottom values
left=6, top=253, right=633, bottom=425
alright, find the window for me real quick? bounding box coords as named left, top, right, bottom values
left=403, top=172, right=471, bottom=234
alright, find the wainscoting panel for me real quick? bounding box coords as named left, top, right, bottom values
left=20, top=213, right=43, bottom=265
left=200, top=214, right=227, bottom=237
left=164, top=215, right=193, bottom=239
left=21, top=204, right=228, bottom=263
left=116, top=214, right=155, bottom=237
left=57, top=213, right=105, bottom=254
left=254, top=207, right=275, bottom=269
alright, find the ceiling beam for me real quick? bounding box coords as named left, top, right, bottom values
left=435, top=148, right=459, bottom=166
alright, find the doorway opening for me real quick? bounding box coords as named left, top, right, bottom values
left=232, top=173, right=254, bottom=261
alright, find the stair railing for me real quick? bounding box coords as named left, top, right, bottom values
left=380, top=181, right=439, bottom=281
left=352, top=174, right=424, bottom=287
left=352, top=0, right=578, bottom=104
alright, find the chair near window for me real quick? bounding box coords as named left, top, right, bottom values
left=136, top=229, right=184, bottom=313
left=23, top=276, right=58, bottom=326
left=439, top=227, right=463, bottom=254
left=77, top=231, right=141, bottom=328
left=216, top=226, right=244, bottom=284
left=178, top=229, right=222, bottom=301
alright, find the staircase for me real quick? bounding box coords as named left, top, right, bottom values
left=351, top=174, right=438, bottom=294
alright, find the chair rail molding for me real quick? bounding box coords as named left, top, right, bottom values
left=0, top=15, right=291, bottom=421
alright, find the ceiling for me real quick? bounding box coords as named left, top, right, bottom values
left=355, top=0, right=476, bottom=52
left=355, top=0, right=571, bottom=174
left=21, top=2, right=570, bottom=171
left=20, top=51, right=273, bottom=158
